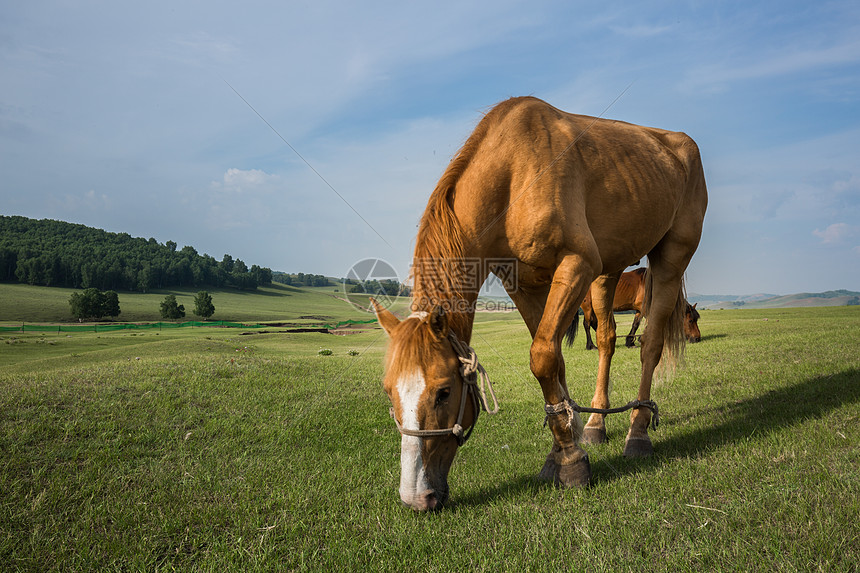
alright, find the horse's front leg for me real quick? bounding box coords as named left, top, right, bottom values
left=582, top=273, right=620, bottom=444
left=530, top=254, right=596, bottom=488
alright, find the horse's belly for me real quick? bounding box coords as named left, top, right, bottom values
left=515, top=261, right=555, bottom=289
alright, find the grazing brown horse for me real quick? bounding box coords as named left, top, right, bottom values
left=579, top=267, right=702, bottom=350
left=373, top=96, right=707, bottom=511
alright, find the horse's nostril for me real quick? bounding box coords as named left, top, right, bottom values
left=423, top=491, right=438, bottom=511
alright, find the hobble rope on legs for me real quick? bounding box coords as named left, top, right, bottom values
left=544, top=398, right=660, bottom=430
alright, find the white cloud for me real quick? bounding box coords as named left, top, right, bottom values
left=833, top=173, right=860, bottom=195
left=813, top=222, right=858, bottom=244
left=214, top=168, right=280, bottom=193
left=173, top=168, right=289, bottom=233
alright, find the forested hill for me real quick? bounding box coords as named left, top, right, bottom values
left=0, top=215, right=272, bottom=292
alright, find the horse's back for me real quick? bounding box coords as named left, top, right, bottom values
left=454, top=96, right=707, bottom=276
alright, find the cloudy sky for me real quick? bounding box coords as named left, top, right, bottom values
left=2, top=1, right=859, bottom=295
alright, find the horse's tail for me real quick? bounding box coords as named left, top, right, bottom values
left=642, top=265, right=687, bottom=372
left=563, top=312, right=579, bottom=348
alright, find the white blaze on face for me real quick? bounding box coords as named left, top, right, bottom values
left=397, top=370, right=430, bottom=504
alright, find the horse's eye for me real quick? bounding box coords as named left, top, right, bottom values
left=435, top=388, right=451, bottom=406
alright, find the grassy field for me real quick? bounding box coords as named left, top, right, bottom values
left=1, top=300, right=858, bottom=571
left=0, top=282, right=402, bottom=324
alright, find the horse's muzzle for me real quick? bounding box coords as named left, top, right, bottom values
left=402, top=487, right=448, bottom=511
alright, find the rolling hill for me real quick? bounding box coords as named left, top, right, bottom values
left=688, top=289, right=860, bottom=310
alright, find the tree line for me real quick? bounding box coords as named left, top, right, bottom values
left=272, top=272, right=332, bottom=287
left=0, top=216, right=272, bottom=292
left=347, top=279, right=406, bottom=297
left=271, top=273, right=411, bottom=297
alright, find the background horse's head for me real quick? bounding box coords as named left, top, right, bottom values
left=685, top=302, right=701, bottom=343
left=373, top=300, right=478, bottom=511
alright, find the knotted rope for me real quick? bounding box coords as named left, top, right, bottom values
left=544, top=398, right=660, bottom=431
left=448, top=330, right=499, bottom=416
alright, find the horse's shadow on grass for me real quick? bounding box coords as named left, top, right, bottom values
left=697, top=333, right=728, bottom=343
left=451, top=368, right=860, bottom=507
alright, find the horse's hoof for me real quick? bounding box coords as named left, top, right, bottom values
left=557, top=454, right=591, bottom=488
left=625, top=340, right=636, bottom=348
left=623, top=436, right=653, bottom=457
left=537, top=451, right=559, bottom=482
left=538, top=450, right=591, bottom=487
left=581, top=426, right=608, bottom=444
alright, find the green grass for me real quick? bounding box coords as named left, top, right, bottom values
left=0, top=282, right=403, bottom=324
left=1, top=306, right=858, bottom=571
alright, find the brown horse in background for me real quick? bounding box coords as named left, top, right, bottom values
left=373, top=96, right=707, bottom=511
left=579, top=267, right=701, bottom=350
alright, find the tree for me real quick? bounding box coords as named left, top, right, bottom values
left=69, top=288, right=120, bottom=320
left=220, top=254, right=234, bottom=273
left=102, top=290, right=121, bottom=318
left=193, top=291, right=215, bottom=319
left=160, top=294, right=185, bottom=319
left=69, top=288, right=103, bottom=320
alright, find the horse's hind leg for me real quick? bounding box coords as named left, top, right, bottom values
left=580, top=293, right=597, bottom=350
left=582, top=272, right=620, bottom=444
left=625, top=312, right=642, bottom=347
left=625, top=247, right=691, bottom=457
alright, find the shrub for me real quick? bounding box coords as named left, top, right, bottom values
left=159, top=294, right=185, bottom=320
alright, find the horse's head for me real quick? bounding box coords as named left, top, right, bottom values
left=372, top=299, right=479, bottom=511
left=684, top=302, right=701, bottom=343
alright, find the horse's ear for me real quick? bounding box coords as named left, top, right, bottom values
left=429, top=305, right=448, bottom=339
left=692, top=302, right=698, bottom=309
left=371, top=298, right=400, bottom=336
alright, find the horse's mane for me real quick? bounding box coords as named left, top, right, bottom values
left=411, top=98, right=522, bottom=338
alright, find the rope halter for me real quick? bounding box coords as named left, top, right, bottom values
left=390, top=320, right=499, bottom=446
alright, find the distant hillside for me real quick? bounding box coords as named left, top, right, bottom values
left=0, top=215, right=272, bottom=292
left=689, top=290, right=860, bottom=309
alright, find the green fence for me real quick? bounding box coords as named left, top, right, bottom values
left=0, top=319, right=378, bottom=334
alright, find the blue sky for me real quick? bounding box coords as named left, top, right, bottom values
left=2, top=1, right=859, bottom=295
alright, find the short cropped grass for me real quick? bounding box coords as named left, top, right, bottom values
left=1, top=307, right=858, bottom=571
left=0, top=282, right=400, bottom=324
